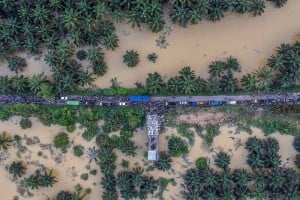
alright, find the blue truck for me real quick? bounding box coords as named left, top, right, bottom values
left=210, top=101, right=222, bottom=106
left=129, top=96, right=150, bottom=102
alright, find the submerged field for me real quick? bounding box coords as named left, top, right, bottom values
left=0, top=0, right=300, bottom=88
left=0, top=104, right=299, bottom=199
left=0, top=0, right=300, bottom=199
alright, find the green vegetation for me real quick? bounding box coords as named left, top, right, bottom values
left=195, top=157, right=208, bottom=170
left=177, top=124, right=195, bottom=145
left=245, top=137, right=281, bottom=169
left=293, top=136, right=300, bottom=152
left=168, top=135, right=189, bottom=157
left=202, top=125, right=220, bottom=145
left=7, top=56, right=27, bottom=73
left=20, top=118, right=32, bottom=129
left=67, top=124, right=76, bottom=133
left=80, top=173, right=89, bottom=181
left=183, top=153, right=298, bottom=199
left=123, top=50, right=139, bottom=67
left=0, top=131, right=12, bottom=150
left=154, top=151, right=172, bottom=171
left=25, top=169, right=57, bottom=190
left=89, top=169, right=97, bottom=176
left=147, top=53, right=158, bottom=63
left=55, top=190, right=86, bottom=200
left=37, top=151, right=43, bottom=157
left=8, top=161, right=26, bottom=178
left=214, top=151, right=231, bottom=170
left=121, top=159, right=129, bottom=168
left=73, top=145, right=84, bottom=157
left=117, top=167, right=158, bottom=199
left=53, top=132, right=70, bottom=153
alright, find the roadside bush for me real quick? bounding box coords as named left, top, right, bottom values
left=66, top=124, right=76, bottom=133
left=80, top=173, right=89, bottom=181
left=168, top=136, right=189, bottom=157
left=73, top=145, right=84, bottom=157
left=20, top=118, right=32, bottom=129
left=53, top=132, right=69, bottom=153
left=195, top=157, right=208, bottom=170
left=203, top=125, right=220, bottom=145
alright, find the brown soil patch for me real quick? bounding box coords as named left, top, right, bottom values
left=177, top=112, right=231, bottom=127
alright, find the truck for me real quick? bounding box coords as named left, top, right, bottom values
left=210, top=101, right=221, bottom=106
left=67, top=101, right=80, bottom=106
left=129, top=96, right=150, bottom=102
left=189, top=101, right=197, bottom=106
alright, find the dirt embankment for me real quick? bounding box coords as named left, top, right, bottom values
left=177, top=112, right=231, bottom=127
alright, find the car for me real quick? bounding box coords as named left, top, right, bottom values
left=61, top=96, right=68, bottom=100
left=179, top=101, right=188, bottom=105
left=166, top=102, right=176, bottom=106
left=197, top=101, right=205, bottom=106
left=298, top=98, right=300, bottom=102
left=119, top=102, right=127, bottom=106
left=228, top=101, right=237, bottom=105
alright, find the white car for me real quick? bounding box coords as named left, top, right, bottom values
left=228, top=101, right=237, bottom=105
left=179, top=101, right=188, bottom=105
left=119, top=102, right=127, bottom=106
left=60, top=96, right=68, bottom=100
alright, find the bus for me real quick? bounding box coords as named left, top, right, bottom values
left=67, top=101, right=80, bottom=106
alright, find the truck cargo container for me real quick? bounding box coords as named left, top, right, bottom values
left=67, top=101, right=80, bottom=106
left=129, top=96, right=150, bottom=102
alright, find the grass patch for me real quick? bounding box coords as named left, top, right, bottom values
left=177, top=124, right=195, bottom=146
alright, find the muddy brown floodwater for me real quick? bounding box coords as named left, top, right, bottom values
left=0, top=1, right=300, bottom=88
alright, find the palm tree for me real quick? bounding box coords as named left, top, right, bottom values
left=101, top=174, right=117, bottom=191
left=170, top=5, right=190, bottom=27
left=254, top=66, right=273, bottom=89
left=28, top=74, right=47, bottom=94
left=9, top=161, right=26, bottom=178
left=206, top=77, right=221, bottom=95
left=148, top=16, right=164, bottom=33
left=92, top=61, right=108, bottom=76
left=25, top=174, right=40, bottom=190
left=209, top=60, right=225, bottom=77
left=32, top=4, right=50, bottom=24
left=232, top=0, right=252, bottom=14
left=267, top=54, right=285, bottom=70
left=241, top=73, right=256, bottom=91
left=123, top=50, right=139, bottom=67
left=295, top=154, right=300, bottom=168
left=220, top=71, right=239, bottom=93
left=147, top=53, right=158, bottom=63
left=0, top=131, right=12, bottom=150
left=6, top=56, right=27, bottom=73
left=61, top=8, right=80, bottom=30
left=0, top=75, right=11, bottom=94
left=178, top=66, right=198, bottom=94
left=225, top=56, right=241, bottom=73
left=269, top=0, right=288, bottom=8
left=102, top=189, right=118, bottom=200
left=293, top=136, right=300, bottom=152
left=167, top=76, right=180, bottom=94
left=232, top=169, right=250, bottom=186
left=38, top=169, right=57, bottom=187
left=183, top=168, right=202, bottom=190
left=168, top=135, right=189, bottom=157
left=102, top=33, right=119, bottom=50
left=251, top=0, right=265, bottom=16
left=207, top=6, right=225, bottom=22
left=214, top=151, right=230, bottom=170
left=146, top=72, right=165, bottom=94
left=78, top=70, right=95, bottom=87
left=154, top=151, right=172, bottom=171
